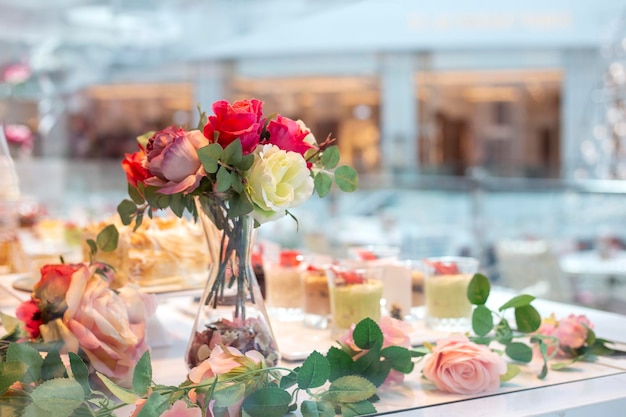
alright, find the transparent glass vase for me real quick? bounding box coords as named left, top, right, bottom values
left=185, top=195, right=280, bottom=368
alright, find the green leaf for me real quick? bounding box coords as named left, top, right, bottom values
left=21, top=402, right=49, bottom=417
left=505, top=342, right=533, bottom=363
left=301, top=400, right=335, bottom=417
left=155, top=193, right=170, bottom=210
left=136, top=391, right=170, bottom=417
left=96, top=373, right=137, bottom=404
left=86, top=239, right=97, bottom=256
left=352, top=318, right=383, bottom=350
left=0, top=361, right=28, bottom=394
left=326, top=347, right=354, bottom=382
left=340, top=401, right=377, bottom=417
left=198, top=143, right=223, bottom=174
left=279, top=369, right=298, bottom=390
left=236, top=153, right=255, bottom=171
left=585, top=327, right=596, bottom=347
left=7, top=343, right=43, bottom=384
left=231, top=171, right=244, bottom=193
left=128, top=183, right=145, bottom=204
left=499, top=294, right=536, bottom=312
left=216, top=166, right=232, bottom=192
left=380, top=346, right=414, bottom=373
left=222, top=139, right=243, bottom=166
left=213, top=383, right=245, bottom=407
left=69, top=352, right=91, bottom=397
left=143, top=186, right=160, bottom=208
left=352, top=347, right=391, bottom=387
left=69, top=404, right=97, bottom=417
left=132, top=351, right=152, bottom=396
left=242, top=387, right=290, bottom=417
left=0, top=312, right=24, bottom=336
left=314, top=172, right=333, bottom=198
left=96, top=224, right=119, bottom=252
left=228, top=193, right=253, bottom=218
left=321, top=146, right=340, bottom=169
left=41, top=348, right=67, bottom=381
left=334, top=166, right=358, bottom=192
left=133, top=212, right=145, bottom=232
left=467, top=273, right=490, bottom=305
left=169, top=192, right=185, bottom=218
left=297, top=351, right=330, bottom=389
left=495, top=318, right=513, bottom=345
left=472, top=304, right=494, bottom=337
left=117, top=199, right=137, bottom=226
left=500, top=363, right=521, bottom=383
left=514, top=305, right=542, bottom=333
left=30, top=378, right=84, bottom=416
left=551, top=359, right=579, bottom=370
left=326, top=376, right=377, bottom=404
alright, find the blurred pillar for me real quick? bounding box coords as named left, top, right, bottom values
left=560, top=49, right=601, bottom=179
left=379, top=53, right=418, bottom=173
left=191, top=60, right=234, bottom=127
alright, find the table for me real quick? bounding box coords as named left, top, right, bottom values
left=2, top=275, right=626, bottom=417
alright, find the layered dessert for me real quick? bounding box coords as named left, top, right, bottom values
left=264, top=250, right=304, bottom=310
left=302, top=265, right=330, bottom=317
left=328, top=267, right=383, bottom=332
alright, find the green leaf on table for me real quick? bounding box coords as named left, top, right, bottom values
left=352, top=318, right=383, bottom=350
left=216, top=166, right=232, bottom=192
left=169, top=192, right=185, bottom=217
left=467, top=273, right=490, bottom=305
left=585, top=327, right=596, bottom=347
left=325, top=376, right=376, bottom=404
left=198, top=143, right=223, bottom=174
left=69, top=352, right=91, bottom=396
left=128, top=183, right=145, bottom=204
left=500, top=363, right=521, bottom=383
left=222, top=139, right=242, bottom=166
left=236, top=153, right=255, bottom=171
left=321, top=145, right=340, bottom=169
left=505, top=342, right=533, bottom=363
left=7, top=343, right=43, bottom=384
left=352, top=346, right=392, bottom=387
left=117, top=199, right=137, bottom=226
left=30, top=378, right=84, bottom=416
left=96, top=224, right=119, bottom=252
left=96, top=373, right=137, bottom=404
left=495, top=318, right=513, bottom=345
left=551, top=358, right=579, bottom=370
left=340, top=401, right=377, bottom=417
left=132, top=351, right=152, bottom=396
left=0, top=361, right=28, bottom=394
left=301, top=400, right=335, bottom=417
left=242, top=387, right=290, bottom=417
left=333, top=166, right=358, bottom=192
left=381, top=346, right=414, bottom=374
left=136, top=391, right=170, bottom=417
left=472, top=304, right=494, bottom=337
left=41, top=348, right=67, bottom=381
left=213, top=383, right=245, bottom=408
left=326, top=347, right=354, bottom=382
left=314, top=172, right=333, bottom=198
left=499, top=294, right=536, bottom=312
left=279, top=369, right=298, bottom=390
left=227, top=192, right=253, bottom=218
left=298, top=351, right=330, bottom=389
left=514, top=305, right=542, bottom=333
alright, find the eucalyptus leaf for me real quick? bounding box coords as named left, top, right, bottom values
left=297, top=351, right=330, bottom=389
left=169, top=192, right=185, bottom=217
left=314, top=172, right=332, bottom=198
left=326, top=376, right=376, bottom=404
left=231, top=171, right=244, bottom=193
left=117, top=199, right=137, bottom=226
left=86, top=239, right=97, bottom=256
left=128, top=183, right=145, bottom=204
left=333, top=165, right=358, bottom=192
left=467, top=273, right=490, bottom=305
left=155, top=194, right=170, bottom=210
left=340, top=401, right=377, bottom=417
left=514, top=305, right=542, bottom=333
left=321, top=146, right=340, bottom=169
left=242, top=387, right=290, bottom=417
left=96, top=224, right=119, bottom=252
left=237, top=153, right=255, bottom=171
left=227, top=193, right=253, bottom=218
left=132, top=351, right=152, bottom=396
left=30, top=378, right=84, bottom=416
left=352, top=317, right=383, bottom=350
left=222, top=139, right=243, bottom=166
left=505, top=342, right=533, bottom=363
left=216, top=166, right=232, bottom=192
left=499, top=294, right=536, bottom=311
left=472, top=304, right=494, bottom=337
left=198, top=143, right=223, bottom=174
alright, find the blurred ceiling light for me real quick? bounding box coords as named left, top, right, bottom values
left=463, top=86, right=517, bottom=102
left=86, top=83, right=192, bottom=100
left=416, top=69, right=562, bottom=86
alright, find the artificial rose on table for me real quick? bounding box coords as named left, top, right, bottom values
left=14, top=261, right=157, bottom=387
left=423, top=334, right=507, bottom=395
left=535, top=313, right=594, bottom=357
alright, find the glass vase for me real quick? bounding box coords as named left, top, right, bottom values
left=185, top=195, right=280, bottom=369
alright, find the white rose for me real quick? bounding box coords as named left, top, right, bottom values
left=245, top=144, right=314, bottom=224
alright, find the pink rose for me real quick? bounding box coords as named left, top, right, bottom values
left=423, top=334, right=507, bottom=394
left=33, top=263, right=84, bottom=314
left=161, top=400, right=203, bottom=417
left=265, top=115, right=315, bottom=157
left=42, top=267, right=154, bottom=386
left=145, top=126, right=209, bottom=194
left=203, top=99, right=263, bottom=154
left=535, top=313, right=593, bottom=357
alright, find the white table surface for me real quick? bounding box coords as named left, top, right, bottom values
left=2, top=275, right=626, bottom=417
left=559, top=250, right=626, bottom=277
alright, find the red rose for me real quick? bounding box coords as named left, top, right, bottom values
left=122, top=148, right=150, bottom=189
left=33, top=263, right=82, bottom=315
left=265, top=115, right=315, bottom=157
left=203, top=99, right=263, bottom=154
left=15, top=299, right=42, bottom=339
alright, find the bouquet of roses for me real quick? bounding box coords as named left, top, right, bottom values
left=7, top=261, right=156, bottom=387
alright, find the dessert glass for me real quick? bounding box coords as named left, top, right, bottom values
left=423, top=256, right=479, bottom=332
left=264, top=249, right=305, bottom=321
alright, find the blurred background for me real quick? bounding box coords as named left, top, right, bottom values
left=1, top=0, right=626, bottom=311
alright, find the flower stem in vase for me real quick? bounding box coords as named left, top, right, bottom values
left=186, top=195, right=279, bottom=369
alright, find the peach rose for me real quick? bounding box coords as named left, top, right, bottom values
left=535, top=313, right=593, bottom=357
left=423, top=334, right=507, bottom=394
left=188, top=345, right=264, bottom=383
left=161, top=400, right=203, bottom=417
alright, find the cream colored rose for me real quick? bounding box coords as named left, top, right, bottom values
left=245, top=144, right=314, bottom=224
